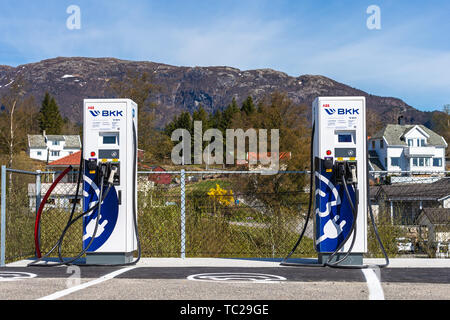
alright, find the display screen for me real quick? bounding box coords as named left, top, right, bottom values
left=103, top=136, right=117, bottom=144
left=338, top=134, right=352, bottom=143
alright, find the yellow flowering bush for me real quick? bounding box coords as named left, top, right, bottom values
left=207, top=184, right=235, bottom=206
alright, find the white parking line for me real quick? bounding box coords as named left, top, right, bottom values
left=37, top=266, right=136, bottom=300
left=361, top=268, right=384, bottom=300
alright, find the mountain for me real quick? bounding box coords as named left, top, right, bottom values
left=0, top=57, right=439, bottom=128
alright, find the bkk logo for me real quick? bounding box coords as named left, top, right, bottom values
left=324, top=107, right=359, bottom=115
left=89, top=110, right=123, bottom=117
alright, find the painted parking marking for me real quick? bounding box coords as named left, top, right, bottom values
left=361, top=268, right=384, bottom=300
left=187, top=273, right=287, bottom=283
left=0, top=271, right=37, bottom=282
left=37, top=266, right=136, bottom=300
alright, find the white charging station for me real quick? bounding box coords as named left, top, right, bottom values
left=312, top=96, right=367, bottom=265
left=82, top=98, right=138, bottom=265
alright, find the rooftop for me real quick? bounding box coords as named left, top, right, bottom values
left=371, top=124, right=447, bottom=147
left=46, top=151, right=81, bottom=167
left=28, top=134, right=81, bottom=149
left=417, top=208, right=450, bottom=225
left=374, top=177, right=450, bottom=201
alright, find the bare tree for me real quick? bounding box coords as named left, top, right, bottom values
left=0, top=76, right=29, bottom=168
left=109, top=68, right=166, bottom=160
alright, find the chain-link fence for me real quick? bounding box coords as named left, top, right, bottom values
left=1, top=168, right=39, bottom=265
left=1, top=166, right=449, bottom=265
left=369, top=171, right=450, bottom=258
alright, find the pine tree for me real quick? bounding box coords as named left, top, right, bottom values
left=241, top=96, right=256, bottom=115
left=39, top=92, right=63, bottom=134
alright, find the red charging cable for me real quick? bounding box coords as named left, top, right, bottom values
left=34, top=166, right=73, bottom=258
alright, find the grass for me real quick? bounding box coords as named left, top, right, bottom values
left=2, top=175, right=431, bottom=263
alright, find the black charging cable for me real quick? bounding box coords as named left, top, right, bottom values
left=28, top=165, right=112, bottom=267
left=29, top=120, right=142, bottom=267
left=281, top=120, right=389, bottom=269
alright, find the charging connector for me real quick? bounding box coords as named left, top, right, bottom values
left=108, top=166, right=118, bottom=185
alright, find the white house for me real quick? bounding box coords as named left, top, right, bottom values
left=27, top=131, right=81, bottom=163
left=369, top=123, right=447, bottom=174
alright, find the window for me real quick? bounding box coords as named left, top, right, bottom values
left=67, top=172, right=79, bottom=183
left=390, top=157, right=400, bottom=167
left=433, top=158, right=442, bottom=167
left=408, top=139, right=413, bottom=147
left=37, top=151, right=42, bottom=156
left=419, top=158, right=424, bottom=166
left=419, top=139, right=426, bottom=147
left=413, top=157, right=432, bottom=167
left=51, top=151, right=60, bottom=157
left=380, top=139, right=384, bottom=149
left=51, top=140, right=60, bottom=146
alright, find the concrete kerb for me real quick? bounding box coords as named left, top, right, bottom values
left=6, top=257, right=450, bottom=268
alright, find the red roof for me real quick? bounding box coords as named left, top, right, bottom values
left=47, top=151, right=81, bottom=167
left=246, top=152, right=291, bottom=162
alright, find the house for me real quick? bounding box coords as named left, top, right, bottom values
left=27, top=131, right=81, bottom=163
left=139, top=164, right=172, bottom=185
left=371, top=177, right=450, bottom=225
left=368, top=121, right=447, bottom=174
left=246, top=152, right=292, bottom=171
left=416, top=208, right=450, bottom=244
left=45, top=150, right=81, bottom=183
left=28, top=150, right=147, bottom=211
left=28, top=151, right=83, bottom=211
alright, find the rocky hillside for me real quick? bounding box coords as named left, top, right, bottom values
left=0, top=57, right=438, bottom=128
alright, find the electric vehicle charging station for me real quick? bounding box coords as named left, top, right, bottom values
left=82, top=99, right=138, bottom=265
left=281, top=96, right=385, bottom=268
left=312, top=96, right=367, bottom=265
left=30, top=98, right=140, bottom=267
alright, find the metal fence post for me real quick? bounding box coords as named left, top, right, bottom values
left=1, top=165, right=6, bottom=266
left=35, top=170, right=41, bottom=256
left=180, top=169, right=186, bottom=259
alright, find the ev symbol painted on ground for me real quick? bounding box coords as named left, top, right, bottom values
left=0, top=272, right=37, bottom=282
left=187, top=273, right=287, bottom=283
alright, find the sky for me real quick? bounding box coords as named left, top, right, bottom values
left=0, top=0, right=449, bottom=112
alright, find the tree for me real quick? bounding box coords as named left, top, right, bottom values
left=431, top=105, right=450, bottom=157
left=366, top=107, right=384, bottom=136
left=0, top=76, right=39, bottom=167
left=240, top=96, right=256, bottom=116
left=0, top=76, right=39, bottom=175
left=110, top=68, right=161, bottom=159
left=192, top=104, right=210, bottom=128
left=39, top=92, right=63, bottom=134
left=220, top=98, right=240, bottom=132
left=164, top=111, right=193, bottom=136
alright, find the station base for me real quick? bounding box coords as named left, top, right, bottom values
left=318, top=253, right=363, bottom=266
left=85, top=252, right=134, bottom=265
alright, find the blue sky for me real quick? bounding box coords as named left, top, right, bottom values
left=0, top=0, right=449, bottom=111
